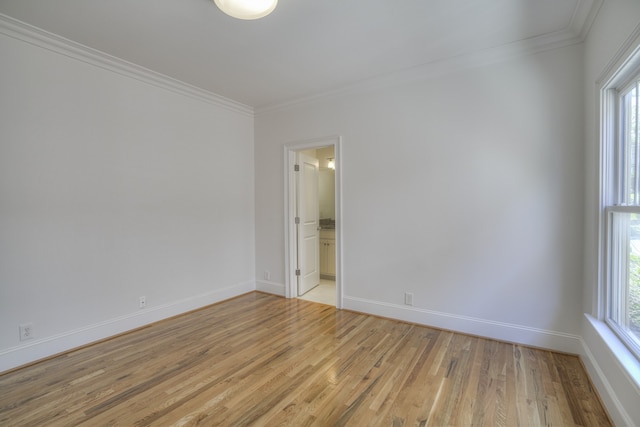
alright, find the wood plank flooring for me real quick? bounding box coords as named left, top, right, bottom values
left=0, top=292, right=611, bottom=426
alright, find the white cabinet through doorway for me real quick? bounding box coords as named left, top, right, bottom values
left=319, top=229, right=335, bottom=279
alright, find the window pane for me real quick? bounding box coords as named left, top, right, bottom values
left=622, top=84, right=640, bottom=205
left=609, top=211, right=640, bottom=353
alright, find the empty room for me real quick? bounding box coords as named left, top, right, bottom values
left=1, top=0, right=639, bottom=425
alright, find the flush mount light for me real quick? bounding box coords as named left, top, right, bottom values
left=213, top=0, right=278, bottom=20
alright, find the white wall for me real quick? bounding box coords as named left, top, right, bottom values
left=582, top=0, right=640, bottom=425
left=3, top=4, right=638, bottom=423
left=0, top=27, right=255, bottom=371
left=255, top=45, right=585, bottom=353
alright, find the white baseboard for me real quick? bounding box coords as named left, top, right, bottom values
left=343, top=296, right=582, bottom=354
left=256, top=280, right=286, bottom=296
left=0, top=280, right=256, bottom=373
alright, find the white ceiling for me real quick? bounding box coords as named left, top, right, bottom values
left=0, top=0, right=601, bottom=109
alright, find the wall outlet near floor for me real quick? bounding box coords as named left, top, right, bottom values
left=139, top=296, right=147, bottom=309
left=404, top=292, right=414, bottom=306
left=19, top=323, right=34, bottom=341
left=264, top=271, right=271, bottom=281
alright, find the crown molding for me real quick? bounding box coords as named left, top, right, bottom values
left=570, top=0, right=604, bottom=41
left=255, top=30, right=583, bottom=116
left=0, top=13, right=254, bottom=117
left=255, top=0, right=604, bottom=116
left=0, top=0, right=603, bottom=120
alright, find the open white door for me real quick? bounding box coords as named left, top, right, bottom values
left=296, top=152, right=320, bottom=296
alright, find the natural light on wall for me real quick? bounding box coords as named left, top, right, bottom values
left=213, top=0, right=277, bottom=20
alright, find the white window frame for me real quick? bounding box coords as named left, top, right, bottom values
left=604, top=207, right=640, bottom=358
left=600, top=46, right=640, bottom=361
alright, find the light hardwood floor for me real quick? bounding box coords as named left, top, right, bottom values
left=0, top=292, right=611, bottom=426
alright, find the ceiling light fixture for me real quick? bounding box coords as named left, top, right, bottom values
left=213, top=0, right=277, bottom=20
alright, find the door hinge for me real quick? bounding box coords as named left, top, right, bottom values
left=294, top=164, right=300, bottom=172
left=295, top=216, right=300, bottom=224
left=295, top=269, right=301, bottom=276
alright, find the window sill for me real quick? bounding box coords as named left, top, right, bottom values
left=585, top=314, right=640, bottom=393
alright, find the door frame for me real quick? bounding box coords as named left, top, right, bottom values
left=284, top=135, right=343, bottom=308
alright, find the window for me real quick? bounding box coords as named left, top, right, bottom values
left=603, top=63, right=640, bottom=360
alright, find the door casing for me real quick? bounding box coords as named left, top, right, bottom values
left=284, top=136, right=343, bottom=308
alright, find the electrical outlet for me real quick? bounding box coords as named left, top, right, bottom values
left=404, top=292, right=414, bottom=306
left=264, top=270, right=271, bottom=281
left=139, top=296, right=146, bottom=309
left=19, top=323, right=34, bottom=341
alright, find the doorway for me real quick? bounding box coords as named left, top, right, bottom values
left=284, top=136, right=342, bottom=308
